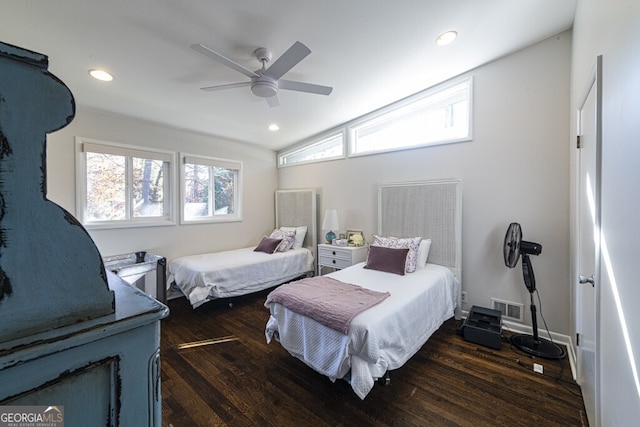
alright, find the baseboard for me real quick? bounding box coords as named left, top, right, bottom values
left=459, top=309, right=577, bottom=380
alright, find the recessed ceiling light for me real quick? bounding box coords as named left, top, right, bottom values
left=89, top=69, right=114, bottom=81
left=436, top=31, right=458, bottom=46
left=268, top=124, right=280, bottom=131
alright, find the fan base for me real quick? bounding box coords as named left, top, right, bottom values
left=510, top=334, right=566, bottom=359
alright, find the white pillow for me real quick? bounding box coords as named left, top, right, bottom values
left=280, top=226, right=307, bottom=250
left=269, top=229, right=296, bottom=252
left=417, top=239, right=432, bottom=269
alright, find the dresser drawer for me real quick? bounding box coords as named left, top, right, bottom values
left=318, top=254, right=353, bottom=269
left=317, top=244, right=368, bottom=273
left=318, top=246, right=352, bottom=260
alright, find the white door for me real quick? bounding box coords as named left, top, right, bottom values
left=576, top=55, right=602, bottom=427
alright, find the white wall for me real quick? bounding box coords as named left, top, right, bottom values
left=571, top=1, right=640, bottom=425
left=279, top=33, right=572, bottom=335
left=46, top=108, right=278, bottom=261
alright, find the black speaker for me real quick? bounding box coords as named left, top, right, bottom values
left=461, top=306, right=503, bottom=350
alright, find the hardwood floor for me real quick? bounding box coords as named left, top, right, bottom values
left=160, top=291, right=588, bottom=427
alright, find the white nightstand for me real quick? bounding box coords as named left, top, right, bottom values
left=317, top=243, right=368, bottom=274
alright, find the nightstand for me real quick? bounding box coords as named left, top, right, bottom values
left=317, top=243, right=368, bottom=274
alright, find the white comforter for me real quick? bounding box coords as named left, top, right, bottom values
left=168, top=247, right=314, bottom=308
left=265, top=262, right=459, bottom=399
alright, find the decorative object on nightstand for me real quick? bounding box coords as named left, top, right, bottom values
left=322, top=209, right=339, bottom=243
left=317, top=243, right=368, bottom=274
left=347, top=229, right=365, bottom=246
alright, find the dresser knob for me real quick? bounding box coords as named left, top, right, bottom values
left=332, top=251, right=336, bottom=255
left=332, top=260, right=336, bottom=264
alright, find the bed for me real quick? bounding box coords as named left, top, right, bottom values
left=168, top=189, right=317, bottom=309
left=264, top=180, right=462, bottom=399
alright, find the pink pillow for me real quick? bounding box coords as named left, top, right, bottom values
left=364, top=245, right=409, bottom=275
left=254, top=237, right=283, bottom=254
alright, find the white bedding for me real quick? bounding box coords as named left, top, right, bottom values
left=265, top=262, right=459, bottom=399
left=168, top=247, right=314, bottom=308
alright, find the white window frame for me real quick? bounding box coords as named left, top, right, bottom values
left=277, top=128, right=346, bottom=168
left=180, top=153, right=243, bottom=225
left=348, top=77, right=473, bottom=157
left=276, top=77, right=473, bottom=165
left=75, top=137, right=176, bottom=229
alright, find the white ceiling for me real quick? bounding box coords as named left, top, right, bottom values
left=1, top=0, right=576, bottom=151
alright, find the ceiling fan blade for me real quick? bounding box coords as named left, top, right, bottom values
left=264, top=41, right=311, bottom=80
left=279, top=79, right=333, bottom=96
left=266, top=96, right=280, bottom=107
left=200, top=82, right=251, bottom=92
left=191, top=44, right=258, bottom=79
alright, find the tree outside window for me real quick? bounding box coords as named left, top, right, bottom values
left=181, top=154, right=242, bottom=223
left=77, top=137, right=174, bottom=228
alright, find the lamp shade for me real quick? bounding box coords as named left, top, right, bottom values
left=322, top=209, right=339, bottom=230
left=322, top=209, right=339, bottom=243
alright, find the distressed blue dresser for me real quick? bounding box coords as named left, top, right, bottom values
left=0, top=42, right=168, bottom=425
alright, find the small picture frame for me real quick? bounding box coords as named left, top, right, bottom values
left=346, top=229, right=364, bottom=246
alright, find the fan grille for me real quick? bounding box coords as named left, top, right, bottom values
left=503, top=222, right=522, bottom=268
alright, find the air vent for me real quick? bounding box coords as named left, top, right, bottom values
left=490, top=298, right=524, bottom=322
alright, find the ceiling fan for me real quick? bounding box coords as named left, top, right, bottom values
left=191, top=41, right=333, bottom=107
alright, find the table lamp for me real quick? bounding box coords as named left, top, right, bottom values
left=322, top=209, right=339, bottom=244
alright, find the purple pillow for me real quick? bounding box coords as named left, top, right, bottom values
left=364, top=245, right=410, bottom=275
left=254, top=237, right=283, bottom=254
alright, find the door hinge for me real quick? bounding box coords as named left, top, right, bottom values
left=577, top=135, right=581, bottom=149
left=576, top=333, right=580, bottom=346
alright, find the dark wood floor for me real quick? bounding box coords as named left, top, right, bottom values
left=160, top=290, right=588, bottom=427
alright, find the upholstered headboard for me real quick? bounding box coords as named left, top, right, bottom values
left=275, top=189, right=318, bottom=259
left=378, top=180, right=462, bottom=317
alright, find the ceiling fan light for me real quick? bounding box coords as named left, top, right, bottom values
left=251, top=80, right=278, bottom=98
left=436, top=30, right=458, bottom=46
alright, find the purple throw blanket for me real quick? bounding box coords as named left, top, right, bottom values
left=265, top=276, right=390, bottom=334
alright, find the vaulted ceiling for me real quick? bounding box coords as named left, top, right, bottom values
left=1, top=0, right=576, bottom=150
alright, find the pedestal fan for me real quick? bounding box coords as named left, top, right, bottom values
left=503, top=223, right=565, bottom=359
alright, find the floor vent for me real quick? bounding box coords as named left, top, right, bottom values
left=490, top=298, right=524, bottom=322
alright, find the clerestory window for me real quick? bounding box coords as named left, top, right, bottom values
left=278, top=130, right=345, bottom=167
left=276, top=77, right=472, bottom=166
left=349, top=77, right=472, bottom=156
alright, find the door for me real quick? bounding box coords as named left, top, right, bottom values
left=576, top=55, right=602, bottom=427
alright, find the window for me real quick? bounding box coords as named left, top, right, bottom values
left=278, top=129, right=345, bottom=167
left=180, top=154, right=242, bottom=224
left=276, top=77, right=473, bottom=164
left=349, top=77, right=472, bottom=156
left=76, top=137, right=174, bottom=229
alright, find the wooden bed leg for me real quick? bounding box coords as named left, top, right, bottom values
left=377, top=372, right=391, bottom=386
